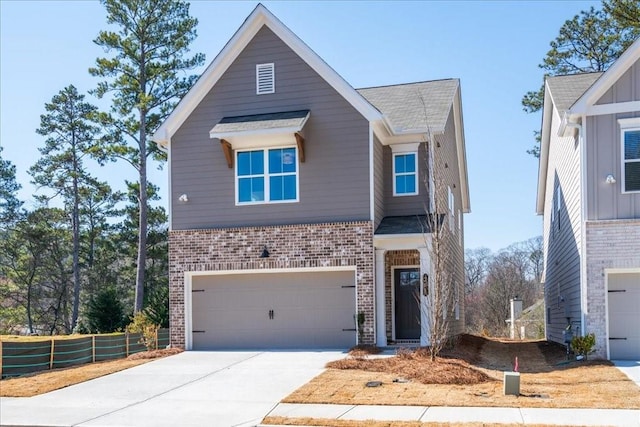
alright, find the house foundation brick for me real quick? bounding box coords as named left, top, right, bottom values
left=169, top=221, right=374, bottom=348
left=585, top=220, right=640, bottom=359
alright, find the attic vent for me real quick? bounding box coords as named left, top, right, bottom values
left=256, top=63, right=275, bottom=94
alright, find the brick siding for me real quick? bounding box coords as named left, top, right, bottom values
left=169, top=221, right=374, bottom=348
left=585, top=219, right=640, bottom=359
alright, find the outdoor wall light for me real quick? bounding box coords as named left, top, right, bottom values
left=605, top=174, right=617, bottom=184
left=260, top=246, right=270, bottom=258
left=178, top=193, right=189, bottom=202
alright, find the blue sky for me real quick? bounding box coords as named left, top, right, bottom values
left=0, top=0, right=600, bottom=251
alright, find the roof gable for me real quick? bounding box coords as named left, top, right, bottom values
left=152, top=4, right=381, bottom=147
left=537, top=38, right=640, bottom=214
left=571, top=37, right=640, bottom=114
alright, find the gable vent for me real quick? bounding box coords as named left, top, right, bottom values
left=256, top=63, right=275, bottom=95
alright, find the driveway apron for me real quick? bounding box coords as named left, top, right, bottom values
left=0, top=350, right=344, bottom=427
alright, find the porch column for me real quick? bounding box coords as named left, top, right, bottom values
left=418, top=247, right=431, bottom=347
left=375, top=249, right=387, bottom=347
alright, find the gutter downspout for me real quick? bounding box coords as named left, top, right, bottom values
left=565, top=118, right=587, bottom=339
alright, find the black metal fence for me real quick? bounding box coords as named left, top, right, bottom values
left=0, top=329, right=170, bottom=378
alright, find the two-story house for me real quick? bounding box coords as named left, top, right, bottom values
left=153, top=4, right=470, bottom=350
left=537, top=38, right=640, bottom=360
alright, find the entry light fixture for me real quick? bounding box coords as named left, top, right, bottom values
left=605, top=174, right=616, bottom=184
left=260, top=246, right=270, bottom=258
left=178, top=193, right=189, bottom=202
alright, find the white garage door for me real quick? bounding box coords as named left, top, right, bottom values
left=191, top=270, right=356, bottom=349
left=608, top=272, right=640, bottom=360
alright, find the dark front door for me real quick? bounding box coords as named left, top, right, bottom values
left=394, top=268, right=420, bottom=340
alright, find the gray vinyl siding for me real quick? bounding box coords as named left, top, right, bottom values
left=383, top=142, right=429, bottom=217
left=170, top=26, right=370, bottom=230
left=595, top=58, right=640, bottom=104
left=543, top=107, right=582, bottom=345
left=373, top=134, right=384, bottom=230
left=587, top=59, right=640, bottom=220
left=437, top=108, right=466, bottom=335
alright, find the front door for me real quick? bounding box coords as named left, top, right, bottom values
left=394, top=268, right=420, bottom=340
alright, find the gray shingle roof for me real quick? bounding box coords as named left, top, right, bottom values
left=546, top=73, right=603, bottom=114
left=375, top=215, right=431, bottom=235
left=357, top=80, right=459, bottom=133
left=210, top=110, right=310, bottom=136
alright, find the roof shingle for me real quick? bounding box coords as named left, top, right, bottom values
left=357, top=80, right=459, bottom=133
left=546, top=73, right=602, bottom=114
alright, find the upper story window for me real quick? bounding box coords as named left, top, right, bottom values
left=393, top=152, right=418, bottom=196
left=236, top=147, right=297, bottom=204
left=622, top=127, right=640, bottom=193
left=256, top=63, right=275, bottom=95
left=448, top=186, right=455, bottom=231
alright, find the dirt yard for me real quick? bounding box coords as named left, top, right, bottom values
left=282, top=335, right=640, bottom=409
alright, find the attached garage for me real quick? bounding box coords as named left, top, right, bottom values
left=188, top=269, right=357, bottom=350
left=608, top=272, right=640, bottom=360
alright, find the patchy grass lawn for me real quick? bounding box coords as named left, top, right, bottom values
left=0, top=348, right=182, bottom=397
left=283, top=335, right=640, bottom=409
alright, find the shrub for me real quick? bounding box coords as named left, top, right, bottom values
left=572, top=333, right=596, bottom=360
left=127, top=312, right=159, bottom=351
left=86, top=287, right=127, bottom=333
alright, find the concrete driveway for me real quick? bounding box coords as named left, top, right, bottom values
left=613, top=360, right=640, bottom=387
left=0, top=350, right=345, bottom=427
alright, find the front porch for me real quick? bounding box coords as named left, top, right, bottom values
left=374, top=220, right=432, bottom=347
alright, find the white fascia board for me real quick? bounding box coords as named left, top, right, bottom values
left=374, top=234, right=429, bottom=251
left=536, top=83, right=554, bottom=215
left=570, top=37, right=640, bottom=114
left=586, top=101, right=640, bottom=116
left=152, top=4, right=382, bottom=148
left=210, top=125, right=302, bottom=141
left=452, top=86, right=471, bottom=213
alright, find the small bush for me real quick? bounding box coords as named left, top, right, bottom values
left=572, top=333, right=596, bottom=360
left=127, top=312, right=159, bottom=351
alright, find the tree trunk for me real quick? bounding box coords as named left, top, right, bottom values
left=71, top=138, right=81, bottom=330
left=135, top=113, right=148, bottom=313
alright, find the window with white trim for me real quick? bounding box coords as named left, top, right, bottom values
left=622, top=127, right=640, bottom=193
left=256, top=63, right=275, bottom=94
left=457, top=209, right=462, bottom=245
left=556, top=187, right=561, bottom=231
left=236, top=147, right=298, bottom=204
left=393, top=152, right=418, bottom=196
left=448, top=186, right=455, bottom=230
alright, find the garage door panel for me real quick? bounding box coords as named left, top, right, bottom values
left=608, top=272, right=640, bottom=360
left=191, top=271, right=356, bottom=349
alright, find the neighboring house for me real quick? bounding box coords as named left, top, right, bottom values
left=152, top=4, right=470, bottom=350
left=537, top=38, right=640, bottom=360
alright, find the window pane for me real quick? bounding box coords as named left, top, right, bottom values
left=396, top=176, right=405, bottom=194
left=625, top=161, right=640, bottom=192
left=270, top=176, right=283, bottom=201
left=625, top=131, right=640, bottom=160
left=269, top=149, right=282, bottom=174
left=282, top=148, right=296, bottom=173
left=237, top=152, right=251, bottom=176
left=250, top=151, right=264, bottom=174
left=395, top=155, right=405, bottom=173
left=251, top=177, right=264, bottom=201
left=283, top=175, right=296, bottom=200
left=238, top=178, right=252, bottom=202
left=404, top=154, right=416, bottom=173
left=405, top=175, right=416, bottom=193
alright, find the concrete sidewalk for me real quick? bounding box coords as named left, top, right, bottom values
left=262, top=403, right=640, bottom=426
